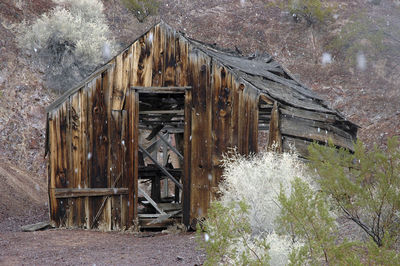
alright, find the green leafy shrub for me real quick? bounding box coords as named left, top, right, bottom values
left=17, top=0, right=118, bottom=92
left=271, top=0, right=335, bottom=26
left=277, top=177, right=362, bottom=265
left=197, top=201, right=270, bottom=265
left=308, top=137, right=400, bottom=248
left=121, top=0, right=159, bottom=23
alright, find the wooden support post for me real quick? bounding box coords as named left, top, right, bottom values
left=127, top=90, right=139, bottom=228
left=268, top=101, right=282, bottom=152
left=151, top=175, right=161, bottom=203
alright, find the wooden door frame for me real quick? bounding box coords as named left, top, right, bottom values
left=130, top=86, right=192, bottom=227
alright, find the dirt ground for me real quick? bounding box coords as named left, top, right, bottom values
left=0, top=156, right=205, bottom=265
left=0, top=230, right=205, bottom=265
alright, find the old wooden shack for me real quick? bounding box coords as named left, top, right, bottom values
left=45, top=21, right=357, bottom=230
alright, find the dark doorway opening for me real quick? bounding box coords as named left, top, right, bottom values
left=135, top=87, right=190, bottom=229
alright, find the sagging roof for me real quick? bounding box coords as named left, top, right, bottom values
left=46, top=21, right=357, bottom=130
left=187, top=37, right=335, bottom=114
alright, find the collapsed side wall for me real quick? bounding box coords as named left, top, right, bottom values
left=279, top=105, right=357, bottom=156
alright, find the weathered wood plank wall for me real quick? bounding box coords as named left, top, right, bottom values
left=48, top=22, right=352, bottom=230
left=48, top=23, right=261, bottom=229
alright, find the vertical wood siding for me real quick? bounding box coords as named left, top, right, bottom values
left=48, top=23, right=278, bottom=229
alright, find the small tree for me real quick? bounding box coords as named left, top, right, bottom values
left=308, top=137, right=400, bottom=248
left=277, top=177, right=362, bottom=265
left=121, top=0, right=159, bottom=23
left=270, top=0, right=334, bottom=26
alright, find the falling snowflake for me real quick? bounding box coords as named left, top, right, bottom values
left=321, top=53, right=332, bottom=65
left=357, top=52, right=367, bottom=71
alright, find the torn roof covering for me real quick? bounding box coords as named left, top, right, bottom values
left=187, top=37, right=331, bottom=113
left=184, top=33, right=357, bottom=131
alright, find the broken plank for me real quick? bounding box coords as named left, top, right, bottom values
left=21, top=222, right=51, bottom=232
left=148, top=210, right=181, bottom=225
left=259, top=94, right=274, bottom=105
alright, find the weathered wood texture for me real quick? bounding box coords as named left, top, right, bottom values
left=182, top=89, right=192, bottom=226
left=188, top=50, right=212, bottom=224
left=48, top=74, right=132, bottom=230
left=268, top=101, right=282, bottom=152
left=47, top=22, right=357, bottom=230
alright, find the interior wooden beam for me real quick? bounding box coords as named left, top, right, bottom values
left=138, top=125, right=184, bottom=133
left=131, top=86, right=191, bottom=93
left=139, top=110, right=185, bottom=115
left=143, top=133, right=168, bottom=154
left=138, top=187, right=166, bottom=214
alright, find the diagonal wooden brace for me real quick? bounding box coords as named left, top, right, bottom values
left=139, top=145, right=183, bottom=190
left=138, top=187, right=166, bottom=214
left=157, top=133, right=184, bottom=160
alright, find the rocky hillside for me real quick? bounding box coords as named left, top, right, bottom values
left=0, top=0, right=399, bottom=223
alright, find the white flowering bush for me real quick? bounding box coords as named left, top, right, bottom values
left=199, top=149, right=311, bottom=265
left=219, top=148, right=313, bottom=235
left=17, top=0, right=118, bottom=91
